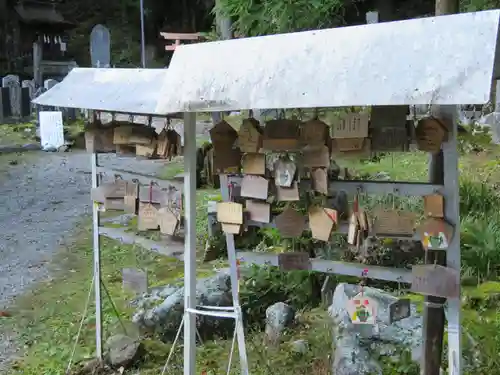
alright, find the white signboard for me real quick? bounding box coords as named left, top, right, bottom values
left=39, top=111, right=65, bottom=150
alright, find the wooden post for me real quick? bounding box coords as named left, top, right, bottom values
left=33, top=39, right=43, bottom=88
left=424, top=1, right=459, bottom=375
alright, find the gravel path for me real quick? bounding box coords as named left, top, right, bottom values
left=0, top=149, right=175, bottom=369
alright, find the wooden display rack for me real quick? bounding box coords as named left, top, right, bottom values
left=32, top=9, right=500, bottom=375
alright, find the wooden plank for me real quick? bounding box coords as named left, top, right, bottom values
left=236, top=251, right=413, bottom=283
left=160, top=32, right=204, bottom=40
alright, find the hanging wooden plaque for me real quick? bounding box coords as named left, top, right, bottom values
left=274, top=159, right=296, bottom=188
left=158, top=207, right=179, bottom=235
left=370, top=106, right=408, bottom=129
left=424, top=194, right=444, bottom=218
left=347, top=213, right=359, bottom=245
left=156, top=129, right=169, bottom=158
left=242, top=153, right=266, bottom=175
left=138, top=202, right=159, bottom=230
left=276, top=181, right=300, bottom=201
left=85, top=127, right=115, bottom=153
left=372, top=209, right=416, bottom=235
left=302, top=146, right=330, bottom=168
left=332, top=113, right=369, bottom=139
left=216, top=202, right=244, bottom=225
left=278, top=252, right=311, bottom=271
left=262, top=119, right=301, bottom=151
left=411, top=264, right=459, bottom=299
left=136, top=138, right=157, bottom=158
left=389, top=298, right=411, bottom=324
left=311, top=168, right=328, bottom=195
left=301, top=119, right=328, bottom=147
left=418, top=217, right=454, bottom=251
left=274, top=207, right=305, bottom=238
left=371, top=127, right=409, bottom=152
left=246, top=200, right=271, bottom=223
left=113, top=124, right=135, bottom=145
left=213, top=147, right=241, bottom=174
left=415, top=117, right=447, bottom=153
left=309, top=206, right=337, bottom=242
left=240, top=175, right=269, bottom=200
left=238, top=118, right=262, bottom=153
left=221, top=223, right=242, bottom=234
left=331, top=138, right=365, bottom=152
left=210, top=120, right=238, bottom=147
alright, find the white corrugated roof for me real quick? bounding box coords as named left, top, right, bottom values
left=157, top=10, right=500, bottom=113
left=32, top=68, right=173, bottom=115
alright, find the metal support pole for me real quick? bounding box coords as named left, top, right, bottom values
left=91, top=150, right=102, bottom=359
left=424, top=3, right=459, bottom=375
left=140, top=0, right=146, bottom=68
left=183, top=112, right=197, bottom=375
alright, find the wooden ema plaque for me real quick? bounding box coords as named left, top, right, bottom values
left=370, top=127, right=409, bottom=152
left=418, top=217, right=454, bottom=251
left=238, top=118, right=262, bottom=153
left=138, top=202, right=159, bottom=230
left=370, top=106, right=408, bottom=129
left=274, top=207, right=305, bottom=238
left=262, top=119, right=301, bottom=151
left=309, top=206, right=338, bottom=242
left=301, top=119, right=328, bottom=147
left=332, top=113, right=369, bottom=139
left=210, top=120, right=238, bottom=146
left=278, top=252, right=311, bottom=271
left=217, top=202, right=244, bottom=225
left=158, top=207, right=179, bottom=235
left=241, top=175, right=269, bottom=200
left=302, top=146, right=330, bottom=168
left=415, top=117, right=447, bottom=153
left=276, top=181, right=300, bottom=201
left=411, top=264, right=459, bottom=299
left=246, top=200, right=271, bottom=223
left=311, top=168, right=328, bottom=195
left=242, top=153, right=266, bottom=175
left=372, top=209, right=416, bottom=235
left=424, top=194, right=444, bottom=218
left=213, top=147, right=241, bottom=174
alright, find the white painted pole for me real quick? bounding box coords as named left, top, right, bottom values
left=183, top=112, right=198, bottom=375
left=91, top=150, right=102, bottom=359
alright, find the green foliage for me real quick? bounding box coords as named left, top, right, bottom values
left=240, top=265, right=324, bottom=326
left=214, top=0, right=346, bottom=36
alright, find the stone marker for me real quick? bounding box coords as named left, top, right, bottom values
left=2, top=75, right=21, bottom=117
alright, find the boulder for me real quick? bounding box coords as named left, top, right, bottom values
left=329, top=283, right=422, bottom=375
left=105, top=334, right=142, bottom=368
left=133, top=270, right=234, bottom=341
left=265, top=302, right=295, bottom=344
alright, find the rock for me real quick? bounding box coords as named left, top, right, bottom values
left=265, top=302, right=295, bottom=344
left=105, top=334, right=142, bottom=368
left=329, top=283, right=423, bottom=375
left=290, top=339, right=309, bottom=354
left=133, top=270, right=234, bottom=341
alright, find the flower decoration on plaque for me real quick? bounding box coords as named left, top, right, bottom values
left=347, top=270, right=378, bottom=325
left=418, top=217, right=454, bottom=251
left=274, top=206, right=305, bottom=238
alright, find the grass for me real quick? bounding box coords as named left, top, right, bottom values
left=0, top=121, right=37, bottom=147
